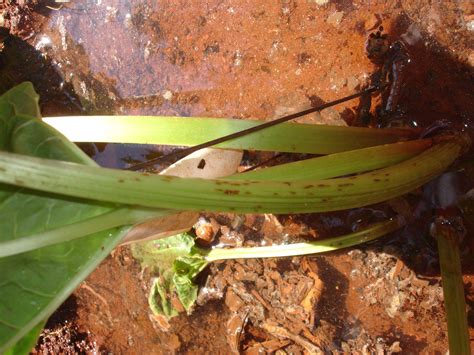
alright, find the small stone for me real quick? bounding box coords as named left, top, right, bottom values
left=321, top=107, right=346, bottom=126
left=308, top=0, right=329, bottom=5
left=468, top=52, right=474, bottom=67
left=347, top=75, right=360, bottom=91
left=194, top=217, right=219, bottom=244
left=326, top=11, right=344, bottom=27
left=468, top=20, right=474, bottom=32
left=341, top=342, right=351, bottom=352
left=389, top=341, right=402, bottom=353
left=162, top=90, right=173, bottom=101
left=124, top=13, right=132, bottom=29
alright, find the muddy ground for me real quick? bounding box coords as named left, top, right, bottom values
left=1, top=0, right=474, bottom=353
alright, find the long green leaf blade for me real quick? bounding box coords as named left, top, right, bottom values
left=43, top=115, right=419, bottom=154
left=205, top=216, right=404, bottom=261
left=0, top=137, right=466, bottom=214
left=229, top=139, right=433, bottom=181
left=435, top=217, right=470, bottom=355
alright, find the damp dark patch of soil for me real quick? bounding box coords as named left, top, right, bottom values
left=1, top=0, right=473, bottom=353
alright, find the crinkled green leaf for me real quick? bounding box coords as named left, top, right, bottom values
left=132, top=233, right=208, bottom=319
left=148, top=272, right=179, bottom=319
left=173, top=255, right=208, bottom=310
left=131, top=232, right=197, bottom=274
left=0, top=83, right=160, bottom=351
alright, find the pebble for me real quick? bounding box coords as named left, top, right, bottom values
left=467, top=20, right=474, bottom=32
left=162, top=90, right=173, bottom=100
left=326, top=11, right=344, bottom=27
left=347, top=75, right=360, bottom=91
left=308, top=0, right=329, bottom=5
left=389, top=341, right=402, bottom=353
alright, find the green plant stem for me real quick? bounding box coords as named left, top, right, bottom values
left=0, top=137, right=466, bottom=214
left=204, top=216, right=404, bottom=261
left=43, top=115, right=419, bottom=154
left=0, top=207, right=167, bottom=257
left=434, top=215, right=470, bottom=355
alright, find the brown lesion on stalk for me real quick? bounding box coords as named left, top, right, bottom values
left=225, top=182, right=242, bottom=186
left=338, top=183, right=354, bottom=187
left=224, top=189, right=239, bottom=195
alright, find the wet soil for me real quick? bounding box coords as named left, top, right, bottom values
left=1, top=0, right=473, bottom=353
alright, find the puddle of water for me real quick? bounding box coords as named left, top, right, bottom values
left=41, top=1, right=228, bottom=116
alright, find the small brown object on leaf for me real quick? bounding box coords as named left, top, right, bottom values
left=194, top=216, right=220, bottom=245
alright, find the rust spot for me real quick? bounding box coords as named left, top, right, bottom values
left=215, top=181, right=223, bottom=185
left=229, top=207, right=236, bottom=211
left=338, top=188, right=343, bottom=191
left=245, top=191, right=251, bottom=195
left=141, top=173, right=151, bottom=177
left=338, top=183, right=354, bottom=187
left=374, top=178, right=381, bottom=182
left=317, top=184, right=329, bottom=187
left=384, top=173, right=390, bottom=176
left=161, top=175, right=173, bottom=181
left=304, top=185, right=314, bottom=189
left=134, top=177, right=141, bottom=181
left=228, top=182, right=242, bottom=186
left=224, top=189, right=239, bottom=195
left=290, top=191, right=296, bottom=195
left=118, top=179, right=125, bottom=183
left=14, top=179, right=25, bottom=186
left=255, top=204, right=262, bottom=209
left=283, top=182, right=291, bottom=186
left=273, top=192, right=279, bottom=196
left=321, top=198, right=329, bottom=202
left=349, top=176, right=357, bottom=179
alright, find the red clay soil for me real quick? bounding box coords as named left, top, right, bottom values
left=1, top=0, right=473, bottom=353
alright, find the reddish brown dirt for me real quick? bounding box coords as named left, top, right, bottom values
left=1, top=0, right=473, bottom=353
